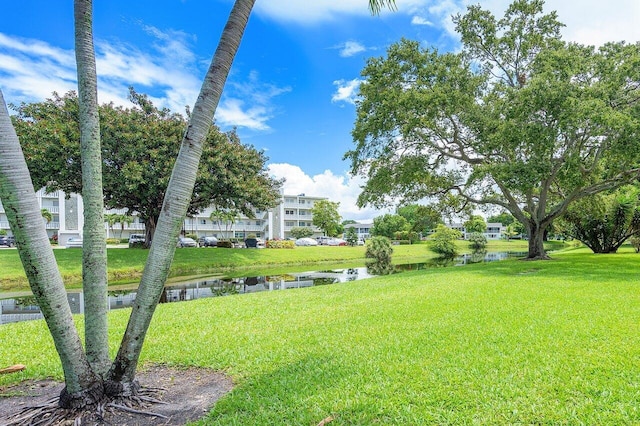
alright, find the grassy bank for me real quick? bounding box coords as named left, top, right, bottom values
left=0, top=240, right=549, bottom=292
left=2, top=247, right=639, bottom=424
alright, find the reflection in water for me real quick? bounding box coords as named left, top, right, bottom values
left=1, top=251, right=526, bottom=324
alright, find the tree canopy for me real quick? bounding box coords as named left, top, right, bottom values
left=12, top=90, right=282, bottom=243
left=464, top=215, right=487, bottom=234
left=371, top=213, right=409, bottom=238
left=346, top=0, right=640, bottom=259
left=396, top=204, right=442, bottom=235
left=311, top=200, right=342, bottom=236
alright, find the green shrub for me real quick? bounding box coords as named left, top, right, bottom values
left=266, top=239, right=295, bottom=249
left=430, top=224, right=462, bottom=256
left=365, top=236, right=394, bottom=275
left=393, top=230, right=419, bottom=243
left=467, top=232, right=487, bottom=250
left=217, top=240, right=233, bottom=249
left=345, top=227, right=359, bottom=246
left=290, top=226, right=314, bottom=239
left=106, top=238, right=121, bottom=245
left=185, top=233, right=198, bottom=240
left=629, top=235, right=640, bottom=253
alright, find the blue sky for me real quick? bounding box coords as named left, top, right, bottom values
left=1, top=1, right=638, bottom=220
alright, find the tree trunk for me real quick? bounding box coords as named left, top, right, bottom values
left=107, top=0, right=256, bottom=389
left=526, top=221, right=550, bottom=260
left=144, top=215, right=156, bottom=248
left=75, top=0, right=110, bottom=377
left=0, top=90, right=101, bottom=406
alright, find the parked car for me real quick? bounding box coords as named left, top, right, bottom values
left=316, top=236, right=332, bottom=245
left=295, top=237, right=318, bottom=246
left=245, top=237, right=259, bottom=248
left=327, top=238, right=347, bottom=246
left=177, top=237, right=197, bottom=248
left=65, top=237, right=83, bottom=248
left=198, top=236, right=218, bottom=247
left=128, top=234, right=146, bottom=248
left=0, top=235, right=15, bottom=247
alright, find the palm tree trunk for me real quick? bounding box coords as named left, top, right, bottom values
left=0, top=90, right=101, bottom=406
left=75, top=0, right=110, bottom=376
left=108, top=0, right=256, bottom=388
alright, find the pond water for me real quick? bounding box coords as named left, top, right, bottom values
left=0, top=251, right=526, bottom=324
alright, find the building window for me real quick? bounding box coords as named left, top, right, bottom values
left=285, top=221, right=294, bottom=227
left=299, top=200, right=305, bottom=204
left=200, top=219, right=206, bottom=225
left=285, top=209, right=295, bottom=215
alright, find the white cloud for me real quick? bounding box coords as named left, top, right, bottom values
left=0, top=29, right=288, bottom=130
left=332, top=78, right=362, bottom=104
left=0, top=33, right=78, bottom=104
left=255, top=0, right=638, bottom=49
left=411, top=16, right=434, bottom=26
left=255, top=0, right=431, bottom=23
left=215, top=98, right=271, bottom=131
left=218, top=70, right=291, bottom=130
left=268, top=163, right=392, bottom=221
left=437, top=0, right=640, bottom=47
left=339, top=41, right=366, bottom=57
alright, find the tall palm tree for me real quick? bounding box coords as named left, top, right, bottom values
left=0, top=91, right=98, bottom=405
left=75, top=0, right=110, bottom=380
left=369, top=0, right=397, bottom=14
left=108, top=0, right=258, bottom=388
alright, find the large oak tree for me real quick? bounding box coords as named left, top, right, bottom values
left=0, top=0, right=397, bottom=421
left=346, top=0, right=640, bottom=259
left=12, top=90, right=282, bottom=245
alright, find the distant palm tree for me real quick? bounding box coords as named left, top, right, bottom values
left=210, top=209, right=238, bottom=238
left=40, top=209, right=53, bottom=223
left=116, top=214, right=134, bottom=239
left=41, top=208, right=53, bottom=224
left=104, top=213, right=119, bottom=238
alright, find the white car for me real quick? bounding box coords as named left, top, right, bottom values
left=177, top=237, right=197, bottom=248
left=295, top=237, right=318, bottom=246
left=326, top=238, right=347, bottom=246
left=65, top=237, right=83, bottom=248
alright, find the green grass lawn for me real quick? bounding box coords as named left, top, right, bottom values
left=0, top=239, right=545, bottom=292
left=2, top=247, right=639, bottom=424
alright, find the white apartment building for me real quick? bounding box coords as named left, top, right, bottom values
left=343, top=222, right=373, bottom=241
left=448, top=222, right=506, bottom=240
left=0, top=189, right=88, bottom=245
left=0, top=190, right=328, bottom=244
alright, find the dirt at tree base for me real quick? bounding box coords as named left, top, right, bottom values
left=0, top=364, right=234, bottom=425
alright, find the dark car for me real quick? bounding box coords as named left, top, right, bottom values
left=198, top=236, right=218, bottom=247
left=128, top=234, right=146, bottom=248
left=0, top=235, right=15, bottom=247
